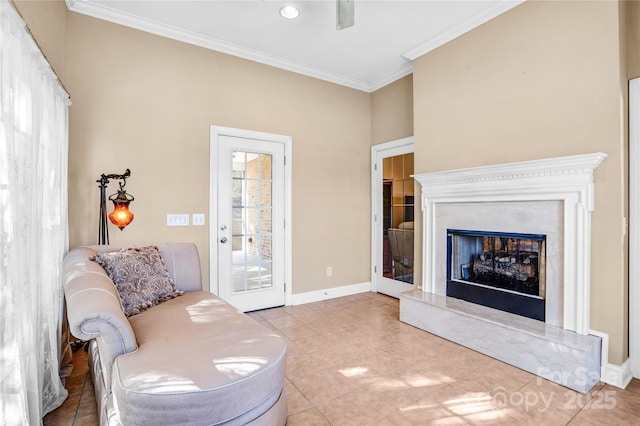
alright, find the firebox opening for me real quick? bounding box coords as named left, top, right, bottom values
left=446, top=229, right=546, bottom=322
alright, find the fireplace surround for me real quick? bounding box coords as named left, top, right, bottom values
left=400, top=153, right=607, bottom=393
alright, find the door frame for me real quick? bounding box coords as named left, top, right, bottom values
left=371, top=136, right=414, bottom=295
left=210, top=125, right=292, bottom=307
left=630, top=79, right=639, bottom=378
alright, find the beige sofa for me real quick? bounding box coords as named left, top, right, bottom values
left=63, top=243, right=287, bottom=426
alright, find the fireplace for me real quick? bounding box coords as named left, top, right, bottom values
left=446, top=229, right=546, bottom=321
left=399, top=153, right=607, bottom=393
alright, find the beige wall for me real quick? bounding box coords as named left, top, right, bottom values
left=413, top=0, right=628, bottom=363
left=61, top=13, right=372, bottom=294
left=13, top=0, right=68, bottom=84
left=371, top=75, right=414, bottom=145
left=627, top=0, right=640, bottom=79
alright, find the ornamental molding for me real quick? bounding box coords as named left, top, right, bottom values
left=414, top=152, right=607, bottom=189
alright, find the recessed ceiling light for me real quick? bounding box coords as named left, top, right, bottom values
left=279, top=5, right=300, bottom=20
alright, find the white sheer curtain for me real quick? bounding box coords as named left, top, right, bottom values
left=0, top=0, right=71, bottom=424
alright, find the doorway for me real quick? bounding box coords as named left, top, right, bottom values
left=210, top=126, right=292, bottom=312
left=371, top=137, right=415, bottom=297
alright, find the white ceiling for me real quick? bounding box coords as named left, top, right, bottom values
left=66, top=0, right=524, bottom=92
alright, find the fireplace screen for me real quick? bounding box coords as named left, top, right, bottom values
left=447, top=229, right=546, bottom=321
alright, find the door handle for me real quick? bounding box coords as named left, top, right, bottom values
left=220, top=237, right=228, bottom=244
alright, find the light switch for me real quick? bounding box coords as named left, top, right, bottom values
left=167, top=214, right=189, bottom=227
left=192, top=214, right=205, bottom=226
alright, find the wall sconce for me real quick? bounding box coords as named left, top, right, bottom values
left=97, top=169, right=134, bottom=245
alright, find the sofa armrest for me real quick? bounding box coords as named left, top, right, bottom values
left=63, top=247, right=137, bottom=357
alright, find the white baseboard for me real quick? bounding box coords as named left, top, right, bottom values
left=601, top=358, right=633, bottom=389
left=291, top=282, right=371, bottom=305
left=590, top=329, right=633, bottom=389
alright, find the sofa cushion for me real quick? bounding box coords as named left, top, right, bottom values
left=93, top=245, right=183, bottom=316
left=111, top=291, right=287, bottom=425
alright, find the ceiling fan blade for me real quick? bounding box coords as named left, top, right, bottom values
left=337, top=0, right=354, bottom=30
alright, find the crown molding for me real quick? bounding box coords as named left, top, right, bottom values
left=402, top=0, right=525, bottom=60
left=66, top=0, right=404, bottom=93
left=367, top=62, right=414, bottom=93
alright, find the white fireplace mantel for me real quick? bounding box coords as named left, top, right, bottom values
left=413, top=152, right=607, bottom=335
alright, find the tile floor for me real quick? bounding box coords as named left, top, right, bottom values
left=44, top=292, right=640, bottom=425
left=43, top=343, right=97, bottom=425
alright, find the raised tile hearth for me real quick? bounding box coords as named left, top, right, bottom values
left=400, top=289, right=601, bottom=393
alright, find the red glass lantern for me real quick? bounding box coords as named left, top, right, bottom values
left=108, top=189, right=134, bottom=230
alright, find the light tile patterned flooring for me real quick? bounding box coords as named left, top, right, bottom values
left=45, top=292, right=640, bottom=425
left=43, top=344, right=97, bottom=425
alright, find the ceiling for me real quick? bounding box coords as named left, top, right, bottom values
left=65, top=0, right=524, bottom=93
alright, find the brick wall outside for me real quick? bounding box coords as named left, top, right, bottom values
left=245, top=154, right=272, bottom=261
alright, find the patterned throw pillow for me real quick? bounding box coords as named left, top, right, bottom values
left=93, top=245, right=184, bottom=317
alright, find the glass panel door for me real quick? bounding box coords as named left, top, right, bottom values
left=383, top=152, right=414, bottom=284
left=231, top=151, right=273, bottom=293
left=372, top=138, right=415, bottom=299
left=215, top=132, right=285, bottom=312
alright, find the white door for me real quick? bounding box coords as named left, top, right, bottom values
left=211, top=127, right=290, bottom=312
left=371, top=138, right=415, bottom=298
